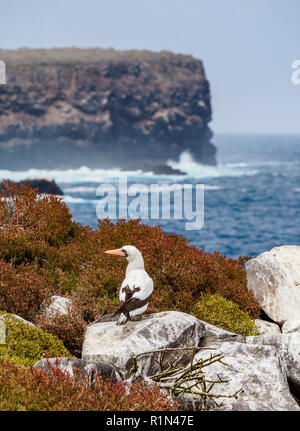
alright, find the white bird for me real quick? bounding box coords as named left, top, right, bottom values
left=104, top=245, right=153, bottom=325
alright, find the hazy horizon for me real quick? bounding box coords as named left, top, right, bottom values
left=1, top=0, right=300, bottom=135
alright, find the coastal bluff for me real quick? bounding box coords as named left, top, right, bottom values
left=0, top=48, right=216, bottom=171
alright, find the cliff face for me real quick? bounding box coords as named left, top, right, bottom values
left=0, top=48, right=216, bottom=171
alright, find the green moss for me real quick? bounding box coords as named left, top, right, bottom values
left=0, top=312, right=72, bottom=366
left=191, top=294, right=259, bottom=338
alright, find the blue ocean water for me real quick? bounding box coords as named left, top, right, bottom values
left=2, top=134, right=300, bottom=258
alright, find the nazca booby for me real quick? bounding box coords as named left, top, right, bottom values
left=104, top=245, right=153, bottom=325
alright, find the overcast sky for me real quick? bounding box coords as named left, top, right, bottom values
left=1, top=0, right=300, bottom=134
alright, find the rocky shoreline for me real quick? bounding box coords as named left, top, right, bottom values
left=0, top=178, right=63, bottom=195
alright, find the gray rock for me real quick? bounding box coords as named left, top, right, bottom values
left=42, top=296, right=74, bottom=317
left=34, top=357, right=121, bottom=383
left=246, top=245, right=300, bottom=325
left=246, top=333, right=300, bottom=396
left=254, top=319, right=281, bottom=335
left=82, top=311, right=205, bottom=379
left=171, top=341, right=299, bottom=411
left=0, top=320, right=6, bottom=344
left=200, top=321, right=245, bottom=345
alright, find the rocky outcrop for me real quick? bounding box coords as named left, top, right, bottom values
left=0, top=178, right=63, bottom=195
left=34, top=357, right=121, bottom=383
left=82, top=311, right=205, bottom=379
left=246, top=246, right=300, bottom=325
left=0, top=48, right=216, bottom=171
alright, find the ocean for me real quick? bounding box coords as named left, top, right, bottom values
left=1, top=134, right=300, bottom=258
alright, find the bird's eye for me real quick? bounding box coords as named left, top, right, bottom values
left=121, top=248, right=128, bottom=257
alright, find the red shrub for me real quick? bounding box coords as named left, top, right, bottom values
left=0, top=260, right=49, bottom=321
left=0, top=358, right=177, bottom=411
left=0, top=182, right=260, bottom=341
left=35, top=307, right=87, bottom=357
left=94, top=219, right=260, bottom=318
left=0, top=180, right=76, bottom=247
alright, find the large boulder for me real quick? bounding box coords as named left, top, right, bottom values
left=168, top=341, right=299, bottom=411
left=246, top=246, right=300, bottom=325
left=82, top=311, right=205, bottom=379
left=246, top=333, right=300, bottom=398
left=34, top=357, right=121, bottom=384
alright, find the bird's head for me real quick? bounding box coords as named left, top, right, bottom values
left=104, top=245, right=143, bottom=264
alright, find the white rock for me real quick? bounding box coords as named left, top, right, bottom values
left=246, top=245, right=300, bottom=324
left=254, top=319, right=281, bottom=335
left=82, top=311, right=205, bottom=379
left=281, top=319, right=300, bottom=334
left=43, top=296, right=73, bottom=317
left=173, top=341, right=299, bottom=411
left=246, top=333, right=300, bottom=393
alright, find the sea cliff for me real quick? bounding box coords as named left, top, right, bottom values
left=0, top=48, right=216, bottom=171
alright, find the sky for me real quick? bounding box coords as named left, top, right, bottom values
left=1, top=0, right=300, bottom=134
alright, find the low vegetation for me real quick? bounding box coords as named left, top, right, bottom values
left=0, top=358, right=177, bottom=411
left=192, top=294, right=259, bottom=337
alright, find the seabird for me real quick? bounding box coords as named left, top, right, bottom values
left=104, top=245, right=153, bottom=325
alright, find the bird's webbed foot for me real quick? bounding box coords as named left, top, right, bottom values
left=116, top=313, right=130, bottom=326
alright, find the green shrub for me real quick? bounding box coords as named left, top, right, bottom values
left=0, top=312, right=71, bottom=366
left=191, top=294, right=259, bottom=337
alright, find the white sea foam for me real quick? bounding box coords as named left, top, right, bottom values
left=0, top=166, right=150, bottom=184
left=0, top=151, right=265, bottom=185
left=167, top=151, right=258, bottom=178
left=61, top=195, right=100, bottom=204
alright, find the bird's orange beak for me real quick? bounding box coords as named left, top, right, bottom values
left=104, top=248, right=126, bottom=257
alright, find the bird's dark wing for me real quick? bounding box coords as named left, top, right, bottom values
left=114, top=285, right=151, bottom=316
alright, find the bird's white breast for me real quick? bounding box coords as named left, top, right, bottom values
left=119, top=269, right=153, bottom=302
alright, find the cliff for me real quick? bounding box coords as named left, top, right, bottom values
left=0, top=48, right=216, bottom=171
